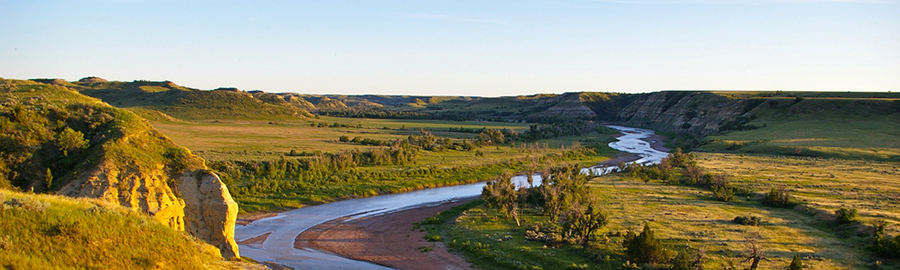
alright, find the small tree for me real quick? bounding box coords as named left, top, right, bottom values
left=482, top=171, right=520, bottom=225
left=339, top=135, right=349, bottom=142
left=788, top=255, right=802, bottom=270
left=742, top=232, right=766, bottom=270
left=57, top=127, right=88, bottom=156
left=561, top=199, right=608, bottom=248
left=44, top=168, right=53, bottom=190
left=623, top=223, right=670, bottom=264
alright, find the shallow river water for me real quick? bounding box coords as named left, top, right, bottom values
left=234, top=125, right=668, bottom=270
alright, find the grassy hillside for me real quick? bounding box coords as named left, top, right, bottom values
left=58, top=78, right=311, bottom=120
left=0, top=79, right=203, bottom=193
left=0, top=190, right=258, bottom=269
left=699, top=98, right=900, bottom=161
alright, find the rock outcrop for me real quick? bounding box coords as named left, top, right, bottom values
left=59, top=163, right=241, bottom=258
left=59, top=161, right=186, bottom=230
left=530, top=93, right=598, bottom=120
left=177, top=171, right=240, bottom=258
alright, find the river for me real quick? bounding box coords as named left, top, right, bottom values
left=234, top=125, right=668, bottom=270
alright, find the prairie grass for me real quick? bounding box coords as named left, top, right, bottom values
left=696, top=153, right=900, bottom=238
left=0, top=190, right=253, bottom=269
left=148, top=116, right=531, bottom=162
left=586, top=173, right=870, bottom=269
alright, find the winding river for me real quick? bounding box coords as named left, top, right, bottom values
left=234, top=125, right=668, bottom=270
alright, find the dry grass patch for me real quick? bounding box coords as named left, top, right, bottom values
left=696, top=153, right=900, bottom=236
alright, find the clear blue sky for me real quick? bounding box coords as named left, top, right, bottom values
left=2, top=0, right=898, bottom=96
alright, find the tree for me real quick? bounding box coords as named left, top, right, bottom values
left=764, top=186, right=792, bottom=207
left=561, top=200, right=607, bottom=248
left=742, top=232, right=766, bottom=270
left=57, top=127, right=88, bottom=156
left=482, top=171, right=520, bottom=225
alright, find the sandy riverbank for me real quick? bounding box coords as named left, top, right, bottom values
left=295, top=199, right=477, bottom=270
left=599, top=132, right=669, bottom=167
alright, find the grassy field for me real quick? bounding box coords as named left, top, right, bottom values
left=0, top=190, right=258, bottom=269
left=696, top=153, right=900, bottom=238
left=586, top=173, right=875, bottom=269
left=147, top=116, right=531, bottom=162
left=439, top=205, right=616, bottom=270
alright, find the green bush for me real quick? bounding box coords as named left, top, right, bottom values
left=425, top=234, right=442, bottom=242
left=671, top=249, right=704, bottom=270
left=733, top=216, right=761, bottom=226
left=712, top=186, right=734, bottom=202
left=835, top=208, right=858, bottom=224
left=764, top=186, right=793, bottom=207
left=623, top=223, right=672, bottom=264
left=871, top=220, right=900, bottom=258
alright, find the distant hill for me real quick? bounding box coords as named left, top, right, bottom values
left=0, top=79, right=241, bottom=258
left=59, top=78, right=313, bottom=120
left=28, top=77, right=900, bottom=145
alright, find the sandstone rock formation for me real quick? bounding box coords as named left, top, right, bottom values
left=59, top=165, right=240, bottom=258
left=178, top=170, right=240, bottom=258
left=59, top=160, right=186, bottom=230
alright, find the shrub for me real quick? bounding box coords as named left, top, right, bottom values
left=671, top=249, right=705, bottom=270
left=871, top=220, right=900, bottom=258
left=733, top=216, right=761, bottom=226
left=789, top=255, right=802, bottom=270
left=623, top=223, right=672, bottom=264
left=764, top=186, right=792, bottom=207
left=712, top=186, right=734, bottom=202
left=835, top=208, right=858, bottom=224
left=424, top=234, right=442, bottom=242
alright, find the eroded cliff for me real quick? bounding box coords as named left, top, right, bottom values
left=617, top=91, right=750, bottom=137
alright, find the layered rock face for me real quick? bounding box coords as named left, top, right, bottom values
left=59, top=163, right=240, bottom=258
left=59, top=161, right=186, bottom=230
left=531, top=93, right=598, bottom=120
left=617, top=92, right=749, bottom=137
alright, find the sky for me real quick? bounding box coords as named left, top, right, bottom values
left=1, top=0, right=898, bottom=96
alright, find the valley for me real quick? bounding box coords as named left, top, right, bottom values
left=1, top=77, right=898, bottom=269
